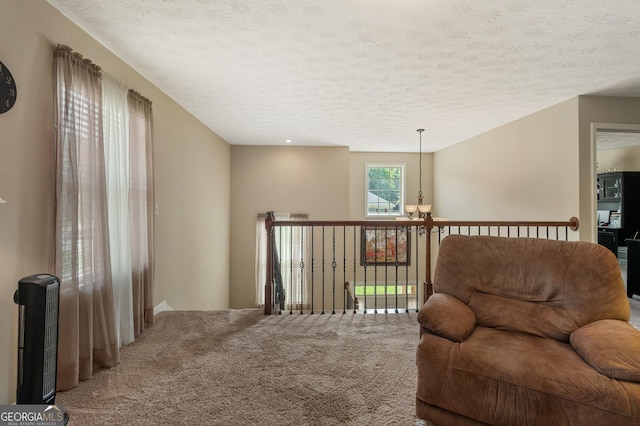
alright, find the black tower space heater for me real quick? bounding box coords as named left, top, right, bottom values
left=14, top=274, right=61, bottom=405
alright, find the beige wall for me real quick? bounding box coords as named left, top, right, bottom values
left=229, top=146, right=350, bottom=308
left=152, top=102, right=231, bottom=311
left=0, top=1, right=230, bottom=403
left=597, top=146, right=640, bottom=172
left=434, top=98, right=580, bottom=224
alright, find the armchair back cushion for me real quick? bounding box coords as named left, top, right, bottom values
left=434, top=235, right=629, bottom=342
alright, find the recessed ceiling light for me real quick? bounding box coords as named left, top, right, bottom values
left=283, top=139, right=293, bottom=143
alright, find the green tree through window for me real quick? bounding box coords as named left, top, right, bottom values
left=366, top=164, right=405, bottom=216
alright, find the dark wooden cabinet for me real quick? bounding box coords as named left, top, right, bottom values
left=597, top=172, right=640, bottom=256
left=599, top=174, right=623, bottom=202
left=627, top=239, right=640, bottom=297
left=597, top=228, right=619, bottom=255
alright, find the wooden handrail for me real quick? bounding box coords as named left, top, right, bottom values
left=271, top=216, right=579, bottom=231
left=428, top=216, right=580, bottom=231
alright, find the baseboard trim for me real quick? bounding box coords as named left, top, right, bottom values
left=154, top=300, right=173, bottom=315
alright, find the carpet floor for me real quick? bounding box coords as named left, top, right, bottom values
left=57, top=299, right=640, bottom=426
left=57, top=309, right=422, bottom=425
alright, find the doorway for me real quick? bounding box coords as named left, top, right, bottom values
left=593, top=123, right=640, bottom=293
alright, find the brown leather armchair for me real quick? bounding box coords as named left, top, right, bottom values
left=416, top=235, right=640, bottom=425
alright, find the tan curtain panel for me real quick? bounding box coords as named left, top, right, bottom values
left=53, top=45, right=119, bottom=390
left=128, top=89, right=155, bottom=335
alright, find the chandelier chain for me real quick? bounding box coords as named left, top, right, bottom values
left=417, top=129, right=424, bottom=199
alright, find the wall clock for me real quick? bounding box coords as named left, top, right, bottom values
left=0, top=60, right=17, bottom=114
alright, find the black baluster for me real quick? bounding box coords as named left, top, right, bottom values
left=384, top=225, right=389, bottom=314
left=343, top=226, right=347, bottom=315
left=363, top=226, right=368, bottom=314
left=300, top=226, right=305, bottom=315
left=332, top=226, right=336, bottom=315
left=394, top=227, right=399, bottom=314
left=322, top=225, right=325, bottom=314
left=353, top=227, right=357, bottom=314
left=311, top=227, right=315, bottom=315
left=278, top=227, right=283, bottom=315
left=290, top=227, right=293, bottom=315
left=374, top=226, right=378, bottom=314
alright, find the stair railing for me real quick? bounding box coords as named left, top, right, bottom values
left=264, top=212, right=579, bottom=315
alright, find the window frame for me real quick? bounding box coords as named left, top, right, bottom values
left=364, top=163, right=406, bottom=218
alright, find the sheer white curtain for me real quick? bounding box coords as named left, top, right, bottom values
left=255, top=213, right=310, bottom=310
left=102, top=74, right=134, bottom=347
left=255, top=215, right=269, bottom=307
left=278, top=215, right=310, bottom=311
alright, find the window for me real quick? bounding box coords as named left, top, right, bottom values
left=57, top=74, right=104, bottom=288
left=365, top=164, right=405, bottom=217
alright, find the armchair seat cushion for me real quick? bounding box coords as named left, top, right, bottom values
left=417, top=326, right=640, bottom=425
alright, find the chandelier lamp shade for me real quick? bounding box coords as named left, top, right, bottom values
left=405, top=204, right=418, bottom=219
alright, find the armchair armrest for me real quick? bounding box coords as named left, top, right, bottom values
left=570, top=319, right=640, bottom=383
left=417, top=293, right=476, bottom=342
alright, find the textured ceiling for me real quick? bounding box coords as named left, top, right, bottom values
left=47, top=0, right=640, bottom=152
left=597, top=130, right=640, bottom=151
